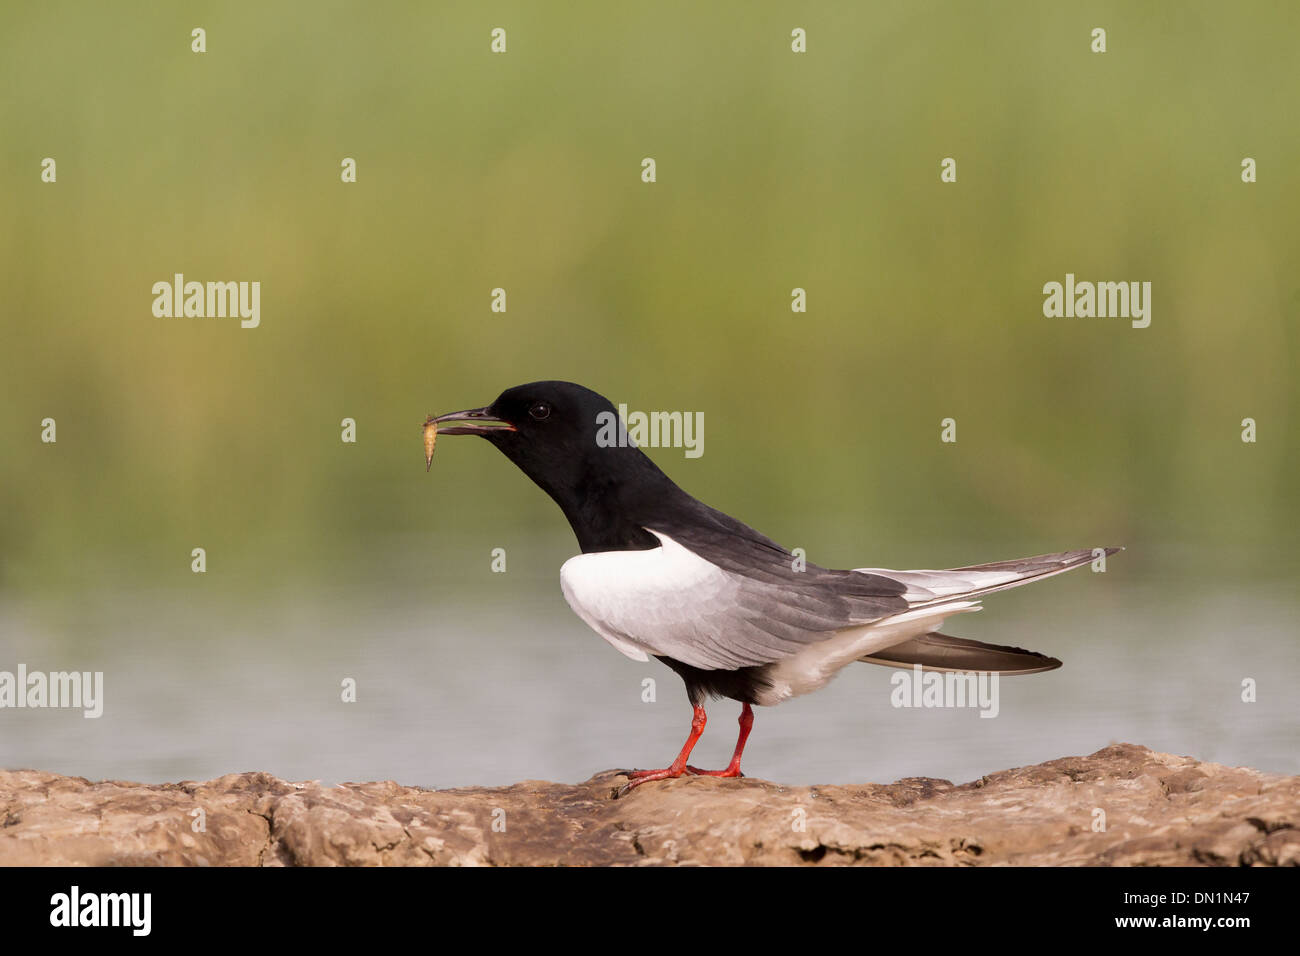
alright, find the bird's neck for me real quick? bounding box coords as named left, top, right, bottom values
left=544, top=451, right=683, bottom=554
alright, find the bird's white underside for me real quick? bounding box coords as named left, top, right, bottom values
left=558, top=530, right=1029, bottom=705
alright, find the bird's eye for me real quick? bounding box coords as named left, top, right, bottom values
left=528, top=402, right=551, bottom=421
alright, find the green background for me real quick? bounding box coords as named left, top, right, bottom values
left=1, top=3, right=1295, bottom=785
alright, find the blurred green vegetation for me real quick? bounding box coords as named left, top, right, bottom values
left=2, top=1, right=1296, bottom=602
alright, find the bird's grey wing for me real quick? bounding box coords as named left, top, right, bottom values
left=649, top=502, right=913, bottom=616
left=615, top=509, right=914, bottom=669
left=616, top=499, right=1116, bottom=671
left=561, top=528, right=910, bottom=671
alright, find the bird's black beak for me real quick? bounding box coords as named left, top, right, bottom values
left=425, top=407, right=517, bottom=436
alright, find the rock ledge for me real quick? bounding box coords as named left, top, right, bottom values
left=1, top=744, right=1295, bottom=866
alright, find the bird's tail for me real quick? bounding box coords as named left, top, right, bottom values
left=852, top=547, right=1121, bottom=673
left=858, top=631, right=1062, bottom=674
left=854, top=547, right=1119, bottom=608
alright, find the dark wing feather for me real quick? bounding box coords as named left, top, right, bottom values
left=645, top=499, right=912, bottom=644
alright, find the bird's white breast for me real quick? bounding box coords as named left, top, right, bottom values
left=559, top=531, right=733, bottom=665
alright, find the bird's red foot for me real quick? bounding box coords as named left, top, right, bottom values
left=684, top=765, right=744, bottom=777
left=617, top=766, right=687, bottom=796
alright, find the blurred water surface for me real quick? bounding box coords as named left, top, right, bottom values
left=2, top=533, right=1295, bottom=787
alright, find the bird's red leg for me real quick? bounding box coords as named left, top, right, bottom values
left=620, top=705, right=707, bottom=793
left=685, top=703, right=753, bottom=777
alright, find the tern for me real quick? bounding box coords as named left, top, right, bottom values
left=427, top=381, right=1116, bottom=793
